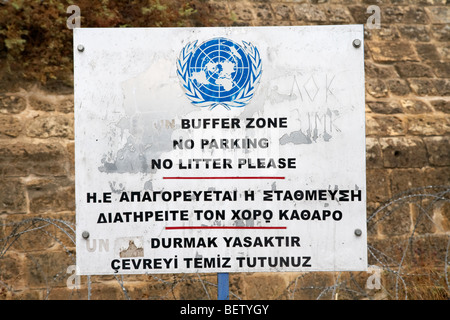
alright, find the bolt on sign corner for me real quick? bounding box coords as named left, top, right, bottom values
left=74, top=25, right=367, bottom=275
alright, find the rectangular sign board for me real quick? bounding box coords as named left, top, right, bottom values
left=74, top=25, right=367, bottom=275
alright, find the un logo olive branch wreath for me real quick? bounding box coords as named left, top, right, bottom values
left=177, top=38, right=262, bottom=110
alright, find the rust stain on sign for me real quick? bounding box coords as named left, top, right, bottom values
left=119, top=240, right=144, bottom=258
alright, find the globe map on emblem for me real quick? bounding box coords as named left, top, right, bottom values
left=177, top=37, right=262, bottom=109
left=187, top=38, right=251, bottom=103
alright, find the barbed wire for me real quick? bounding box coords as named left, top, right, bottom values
left=0, top=186, right=449, bottom=300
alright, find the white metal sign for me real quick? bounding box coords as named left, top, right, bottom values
left=74, top=26, right=367, bottom=275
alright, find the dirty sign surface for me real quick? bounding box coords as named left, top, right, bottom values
left=74, top=26, right=367, bottom=275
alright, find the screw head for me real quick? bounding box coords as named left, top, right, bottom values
left=354, top=229, right=362, bottom=237
left=82, top=231, right=90, bottom=239
left=77, top=44, right=85, bottom=52
left=352, top=39, right=361, bottom=48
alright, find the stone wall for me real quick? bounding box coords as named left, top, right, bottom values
left=0, top=0, right=448, bottom=300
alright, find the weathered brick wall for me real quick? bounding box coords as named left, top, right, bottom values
left=0, top=1, right=448, bottom=300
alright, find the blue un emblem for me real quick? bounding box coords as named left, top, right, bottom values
left=177, top=37, right=262, bottom=110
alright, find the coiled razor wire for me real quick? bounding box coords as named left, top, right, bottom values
left=0, top=186, right=449, bottom=300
